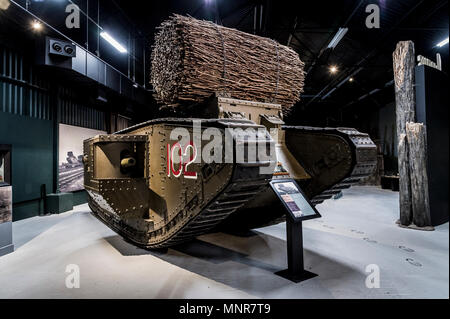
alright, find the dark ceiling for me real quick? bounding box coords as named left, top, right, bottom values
left=2, top=0, right=447, bottom=127
left=114, top=0, right=449, bottom=126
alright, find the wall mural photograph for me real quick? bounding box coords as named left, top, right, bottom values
left=0, top=156, right=4, bottom=184
left=0, top=186, right=12, bottom=224
left=58, top=124, right=106, bottom=193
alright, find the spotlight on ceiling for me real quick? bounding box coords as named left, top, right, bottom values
left=100, top=31, right=127, bottom=53
left=329, top=65, right=338, bottom=74
left=32, top=20, right=43, bottom=31
left=349, top=77, right=354, bottom=82
left=327, top=27, right=348, bottom=49
left=0, top=0, right=11, bottom=10
left=436, top=37, right=449, bottom=48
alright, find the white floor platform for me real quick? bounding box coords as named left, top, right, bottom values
left=0, top=186, right=448, bottom=299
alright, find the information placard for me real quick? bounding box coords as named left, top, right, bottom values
left=270, top=179, right=321, bottom=222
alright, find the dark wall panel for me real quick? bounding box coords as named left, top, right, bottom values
left=415, top=65, right=449, bottom=226
left=0, top=46, right=52, bottom=120
left=58, top=87, right=106, bottom=131
left=0, top=111, right=54, bottom=221
left=0, top=45, right=115, bottom=221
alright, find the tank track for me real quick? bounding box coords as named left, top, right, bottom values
left=219, top=125, right=377, bottom=230
left=154, top=167, right=271, bottom=248
left=88, top=119, right=274, bottom=249
left=283, top=126, right=377, bottom=205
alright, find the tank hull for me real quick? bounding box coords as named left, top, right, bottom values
left=83, top=97, right=377, bottom=248
left=84, top=118, right=275, bottom=248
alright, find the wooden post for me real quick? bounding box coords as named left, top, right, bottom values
left=406, top=122, right=431, bottom=227
left=393, top=41, right=416, bottom=226
left=398, top=134, right=412, bottom=225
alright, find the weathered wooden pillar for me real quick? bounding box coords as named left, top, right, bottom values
left=406, top=122, right=431, bottom=227
left=397, top=134, right=412, bottom=225
left=393, top=41, right=416, bottom=226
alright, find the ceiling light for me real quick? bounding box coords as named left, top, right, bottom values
left=349, top=77, right=354, bottom=82
left=327, top=27, right=348, bottom=49
left=100, top=31, right=127, bottom=53
left=329, top=65, right=338, bottom=74
left=436, top=37, right=449, bottom=47
left=32, top=20, right=42, bottom=31
left=0, top=0, right=11, bottom=10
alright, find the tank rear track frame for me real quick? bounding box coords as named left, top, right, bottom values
left=284, top=126, right=377, bottom=205
left=218, top=125, right=377, bottom=230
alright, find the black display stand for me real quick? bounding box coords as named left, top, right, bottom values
left=415, top=65, right=449, bottom=226
left=275, top=218, right=318, bottom=283
left=269, top=179, right=320, bottom=283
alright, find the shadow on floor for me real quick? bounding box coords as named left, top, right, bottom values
left=104, top=230, right=356, bottom=297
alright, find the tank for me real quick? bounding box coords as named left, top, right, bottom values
left=83, top=95, right=377, bottom=248
left=83, top=15, right=377, bottom=248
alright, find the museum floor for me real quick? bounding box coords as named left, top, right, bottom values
left=0, top=186, right=448, bottom=299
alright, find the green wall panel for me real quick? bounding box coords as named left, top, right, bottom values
left=0, top=111, right=54, bottom=221
left=13, top=200, right=43, bottom=221
left=73, top=190, right=87, bottom=206
left=0, top=46, right=106, bottom=222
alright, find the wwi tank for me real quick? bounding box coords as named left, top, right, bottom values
left=83, top=96, right=377, bottom=248
left=83, top=15, right=377, bottom=249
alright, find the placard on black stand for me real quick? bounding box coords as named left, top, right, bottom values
left=269, top=179, right=321, bottom=283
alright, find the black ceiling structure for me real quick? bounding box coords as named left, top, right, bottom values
left=115, top=0, right=449, bottom=128
left=1, top=0, right=447, bottom=129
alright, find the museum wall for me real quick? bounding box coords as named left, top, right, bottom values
left=377, top=102, right=398, bottom=174
left=0, top=111, right=53, bottom=220
left=0, top=44, right=108, bottom=221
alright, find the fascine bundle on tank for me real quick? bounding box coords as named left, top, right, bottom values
left=151, top=14, right=306, bottom=111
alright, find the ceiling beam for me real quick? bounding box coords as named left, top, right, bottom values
left=304, top=0, right=364, bottom=75
left=286, top=16, right=297, bottom=46
left=343, top=79, right=394, bottom=109
left=305, top=0, right=426, bottom=107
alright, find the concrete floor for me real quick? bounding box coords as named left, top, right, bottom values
left=0, top=186, right=448, bottom=299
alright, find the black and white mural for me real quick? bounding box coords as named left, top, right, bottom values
left=0, top=157, right=4, bottom=184
left=0, top=186, right=12, bottom=224
left=58, top=124, right=106, bottom=193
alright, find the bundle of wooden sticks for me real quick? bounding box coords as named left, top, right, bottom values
left=151, top=14, right=305, bottom=110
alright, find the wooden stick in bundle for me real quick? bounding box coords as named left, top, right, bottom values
left=151, top=14, right=306, bottom=111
